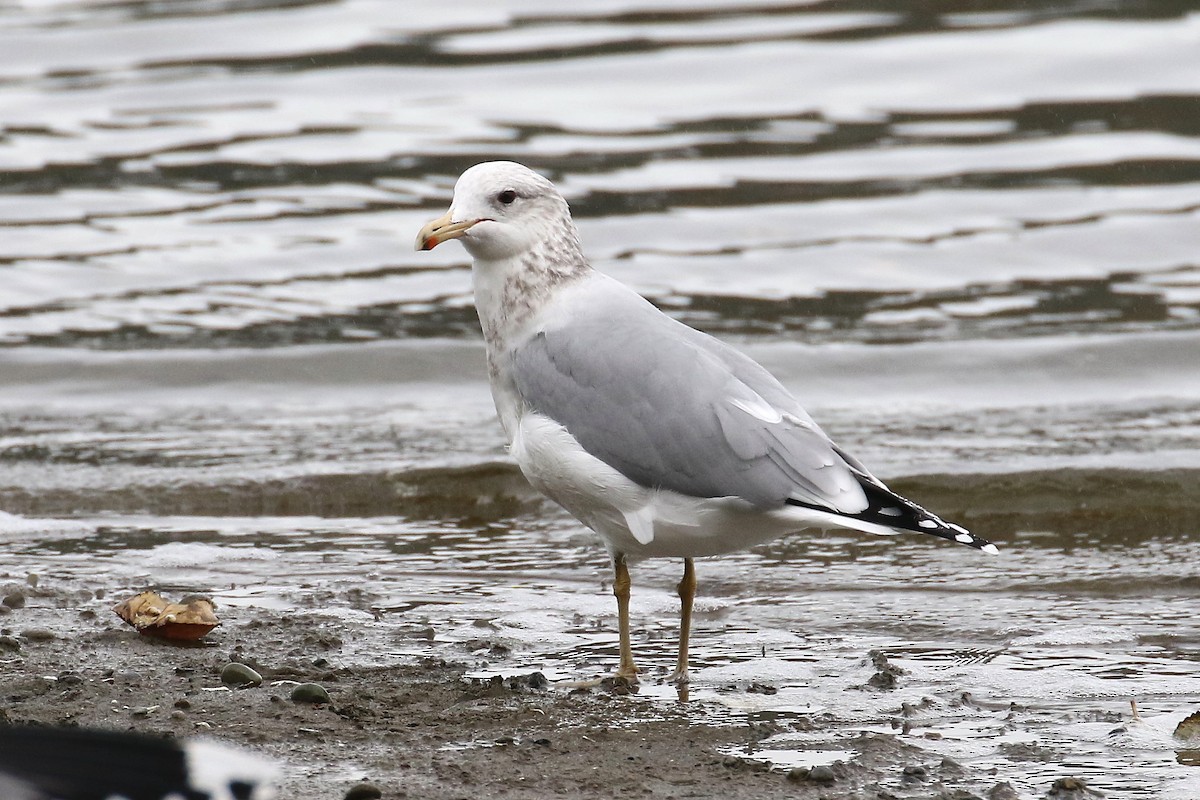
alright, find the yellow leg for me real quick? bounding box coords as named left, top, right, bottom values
left=613, top=553, right=639, bottom=682
left=669, top=557, right=696, bottom=685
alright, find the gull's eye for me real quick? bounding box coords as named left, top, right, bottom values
left=496, top=189, right=517, bottom=205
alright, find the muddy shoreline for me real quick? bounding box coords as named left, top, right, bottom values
left=0, top=574, right=1048, bottom=800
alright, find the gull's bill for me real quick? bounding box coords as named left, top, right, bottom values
left=415, top=211, right=485, bottom=251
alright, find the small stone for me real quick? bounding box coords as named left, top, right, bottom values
left=19, top=627, right=54, bottom=641
left=721, top=755, right=742, bottom=768
left=527, top=671, right=549, bottom=690
left=57, top=671, right=84, bottom=686
left=25, top=574, right=38, bottom=588
left=532, top=738, right=551, bottom=746
left=903, top=764, right=928, bottom=781
left=170, top=710, right=186, bottom=721
left=868, top=669, right=899, bottom=689
left=113, top=669, right=141, bottom=685
left=786, top=767, right=810, bottom=782
left=0, top=635, right=20, bottom=652
left=1174, top=709, right=1200, bottom=740
left=343, top=782, right=382, bottom=800
left=1047, top=777, right=1104, bottom=798
left=748, top=721, right=780, bottom=744
left=807, top=765, right=836, bottom=782
left=2, top=592, right=26, bottom=610
left=291, top=682, right=331, bottom=704
left=130, top=706, right=158, bottom=718
left=866, top=650, right=905, bottom=689
left=174, top=699, right=191, bottom=710
left=989, top=782, right=1021, bottom=800
left=600, top=675, right=637, bottom=696
left=220, top=662, right=263, bottom=688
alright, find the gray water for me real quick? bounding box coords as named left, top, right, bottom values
left=1, top=1, right=1199, bottom=797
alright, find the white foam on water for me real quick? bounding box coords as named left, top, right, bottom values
left=142, top=541, right=280, bottom=567
left=1012, top=625, right=1139, bottom=647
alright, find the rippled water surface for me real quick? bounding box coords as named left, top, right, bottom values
left=1, top=1, right=1199, bottom=797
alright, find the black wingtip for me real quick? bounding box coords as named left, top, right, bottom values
left=787, top=478, right=998, bottom=554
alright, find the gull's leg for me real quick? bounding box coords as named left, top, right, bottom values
left=668, top=557, right=696, bottom=685
left=613, top=553, right=639, bottom=682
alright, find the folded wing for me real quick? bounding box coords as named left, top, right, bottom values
left=511, top=281, right=867, bottom=514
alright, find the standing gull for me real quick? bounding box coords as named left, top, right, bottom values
left=416, top=161, right=997, bottom=685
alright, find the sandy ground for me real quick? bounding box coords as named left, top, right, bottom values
left=0, top=577, right=1065, bottom=800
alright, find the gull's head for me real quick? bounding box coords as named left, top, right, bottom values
left=415, top=161, right=576, bottom=262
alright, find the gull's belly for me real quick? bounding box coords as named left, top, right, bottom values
left=510, top=411, right=821, bottom=559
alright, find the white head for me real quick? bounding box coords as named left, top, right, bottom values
left=415, top=161, right=584, bottom=266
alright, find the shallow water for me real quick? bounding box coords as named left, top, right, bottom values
left=1, top=1, right=1199, bottom=797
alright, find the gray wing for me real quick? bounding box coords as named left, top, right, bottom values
left=511, top=285, right=866, bottom=512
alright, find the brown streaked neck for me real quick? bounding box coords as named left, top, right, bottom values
left=471, top=226, right=591, bottom=355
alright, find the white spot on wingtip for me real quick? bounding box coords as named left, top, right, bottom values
left=918, top=519, right=938, bottom=529
left=981, top=543, right=1000, bottom=555
left=879, top=506, right=902, bottom=517
left=955, top=532, right=974, bottom=544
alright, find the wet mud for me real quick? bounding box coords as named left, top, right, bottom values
left=1, top=571, right=1134, bottom=800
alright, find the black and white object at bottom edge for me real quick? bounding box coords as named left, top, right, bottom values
left=0, top=727, right=279, bottom=800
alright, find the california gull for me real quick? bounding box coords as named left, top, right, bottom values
left=416, top=161, right=997, bottom=685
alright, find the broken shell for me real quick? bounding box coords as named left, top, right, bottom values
left=112, top=591, right=219, bottom=641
